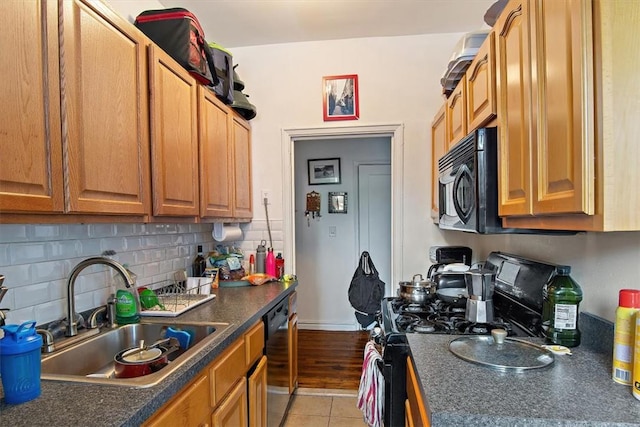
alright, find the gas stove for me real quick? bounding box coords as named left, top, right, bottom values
left=377, top=252, right=560, bottom=427
left=383, top=297, right=519, bottom=336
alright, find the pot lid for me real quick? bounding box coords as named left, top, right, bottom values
left=122, top=347, right=163, bottom=363
left=449, top=336, right=554, bottom=372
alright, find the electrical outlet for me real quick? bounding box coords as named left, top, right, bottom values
left=261, top=189, right=271, bottom=204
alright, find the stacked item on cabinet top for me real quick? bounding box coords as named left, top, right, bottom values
left=231, top=65, right=257, bottom=120
left=441, top=30, right=490, bottom=97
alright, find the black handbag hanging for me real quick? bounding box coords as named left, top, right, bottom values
left=348, top=251, right=385, bottom=317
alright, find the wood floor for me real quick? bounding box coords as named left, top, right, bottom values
left=297, top=329, right=370, bottom=390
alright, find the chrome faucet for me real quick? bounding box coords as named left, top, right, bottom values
left=0, top=274, right=8, bottom=327
left=66, top=257, right=136, bottom=337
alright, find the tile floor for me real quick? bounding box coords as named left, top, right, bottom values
left=283, top=388, right=368, bottom=427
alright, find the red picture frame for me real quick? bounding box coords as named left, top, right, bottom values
left=322, top=74, right=359, bottom=121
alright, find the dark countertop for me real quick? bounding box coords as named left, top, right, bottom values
left=0, top=281, right=297, bottom=427
left=406, top=321, right=640, bottom=427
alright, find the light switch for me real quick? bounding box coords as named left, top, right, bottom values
left=329, top=226, right=337, bottom=237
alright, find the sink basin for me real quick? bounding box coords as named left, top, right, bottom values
left=40, top=321, right=230, bottom=388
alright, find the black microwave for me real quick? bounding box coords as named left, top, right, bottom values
left=437, top=128, right=574, bottom=235
left=438, top=127, right=529, bottom=234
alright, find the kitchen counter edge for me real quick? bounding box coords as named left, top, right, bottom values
left=0, top=281, right=298, bottom=427
left=406, top=313, right=639, bottom=427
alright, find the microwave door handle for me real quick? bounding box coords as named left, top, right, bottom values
left=452, top=165, right=473, bottom=223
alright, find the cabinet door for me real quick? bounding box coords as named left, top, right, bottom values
left=495, top=0, right=533, bottom=216
left=149, top=45, right=199, bottom=216
left=199, top=86, right=234, bottom=218
left=210, top=338, right=246, bottom=407
left=0, top=0, right=63, bottom=213
left=430, top=105, right=446, bottom=221
left=245, top=320, right=265, bottom=370
left=143, top=373, right=211, bottom=427
left=466, top=31, right=497, bottom=131
left=406, top=357, right=430, bottom=427
left=212, top=377, right=248, bottom=427
left=529, top=0, right=594, bottom=215
left=61, top=0, right=150, bottom=215
left=231, top=115, right=252, bottom=219
left=445, top=75, right=467, bottom=150
left=288, top=313, right=298, bottom=394
left=248, top=356, right=267, bottom=427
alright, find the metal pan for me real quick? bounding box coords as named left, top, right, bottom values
left=436, top=287, right=468, bottom=307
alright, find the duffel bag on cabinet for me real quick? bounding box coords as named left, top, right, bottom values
left=135, top=8, right=218, bottom=86
left=208, top=42, right=234, bottom=104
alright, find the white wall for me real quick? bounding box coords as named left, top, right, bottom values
left=232, top=35, right=640, bottom=323
left=294, top=137, right=390, bottom=329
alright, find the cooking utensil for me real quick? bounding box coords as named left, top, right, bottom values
left=113, top=337, right=179, bottom=378
left=449, top=334, right=555, bottom=372
left=431, top=270, right=467, bottom=289
left=436, top=288, right=468, bottom=307
left=398, top=274, right=436, bottom=303
left=139, top=289, right=166, bottom=310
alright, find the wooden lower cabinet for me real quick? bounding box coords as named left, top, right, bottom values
left=406, top=357, right=430, bottom=427
left=248, top=356, right=268, bottom=427
left=213, top=377, right=248, bottom=427
left=288, top=313, right=298, bottom=393
left=144, top=320, right=265, bottom=427
left=143, top=373, right=211, bottom=427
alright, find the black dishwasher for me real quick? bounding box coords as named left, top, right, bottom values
left=263, top=297, right=292, bottom=427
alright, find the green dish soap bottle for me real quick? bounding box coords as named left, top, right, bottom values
left=542, top=265, right=583, bottom=347
left=115, top=265, right=141, bottom=325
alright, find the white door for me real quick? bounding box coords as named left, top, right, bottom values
left=358, top=164, right=392, bottom=295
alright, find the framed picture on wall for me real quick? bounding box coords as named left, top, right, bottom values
left=322, top=74, right=359, bottom=121
left=308, top=158, right=341, bottom=185
left=328, top=192, right=348, bottom=214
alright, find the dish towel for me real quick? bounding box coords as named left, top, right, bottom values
left=357, top=341, right=384, bottom=427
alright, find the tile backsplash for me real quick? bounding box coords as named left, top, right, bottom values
left=0, top=220, right=282, bottom=326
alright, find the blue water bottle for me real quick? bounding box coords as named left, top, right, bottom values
left=0, top=321, right=42, bottom=404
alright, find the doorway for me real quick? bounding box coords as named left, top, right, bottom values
left=282, top=124, right=404, bottom=330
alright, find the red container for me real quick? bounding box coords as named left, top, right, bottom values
left=275, top=253, right=285, bottom=279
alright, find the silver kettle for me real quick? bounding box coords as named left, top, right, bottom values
left=464, top=269, right=495, bottom=323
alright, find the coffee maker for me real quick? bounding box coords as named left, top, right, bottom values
left=464, top=268, right=495, bottom=323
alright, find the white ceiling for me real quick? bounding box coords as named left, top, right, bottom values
left=159, top=0, right=497, bottom=48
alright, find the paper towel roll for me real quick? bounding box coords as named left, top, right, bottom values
left=212, top=223, right=243, bottom=242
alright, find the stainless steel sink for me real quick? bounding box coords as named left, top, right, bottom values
left=40, top=321, right=229, bottom=388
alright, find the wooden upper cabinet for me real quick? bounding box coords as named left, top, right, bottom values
left=61, top=0, right=150, bottom=215
left=231, top=116, right=253, bottom=219
left=445, top=75, right=467, bottom=150
left=199, top=86, right=234, bottom=218
left=495, top=0, right=533, bottom=217
left=529, top=0, right=594, bottom=215
left=466, top=31, right=497, bottom=131
left=0, top=1, right=63, bottom=213
left=149, top=44, right=199, bottom=217
left=198, top=86, right=253, bottom=220
left=430, top=104, right=446, bottom=222
left=502, top=0, right=640, bottom=231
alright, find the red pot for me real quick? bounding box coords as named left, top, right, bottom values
left=113, top=346, right=170, bottom=378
